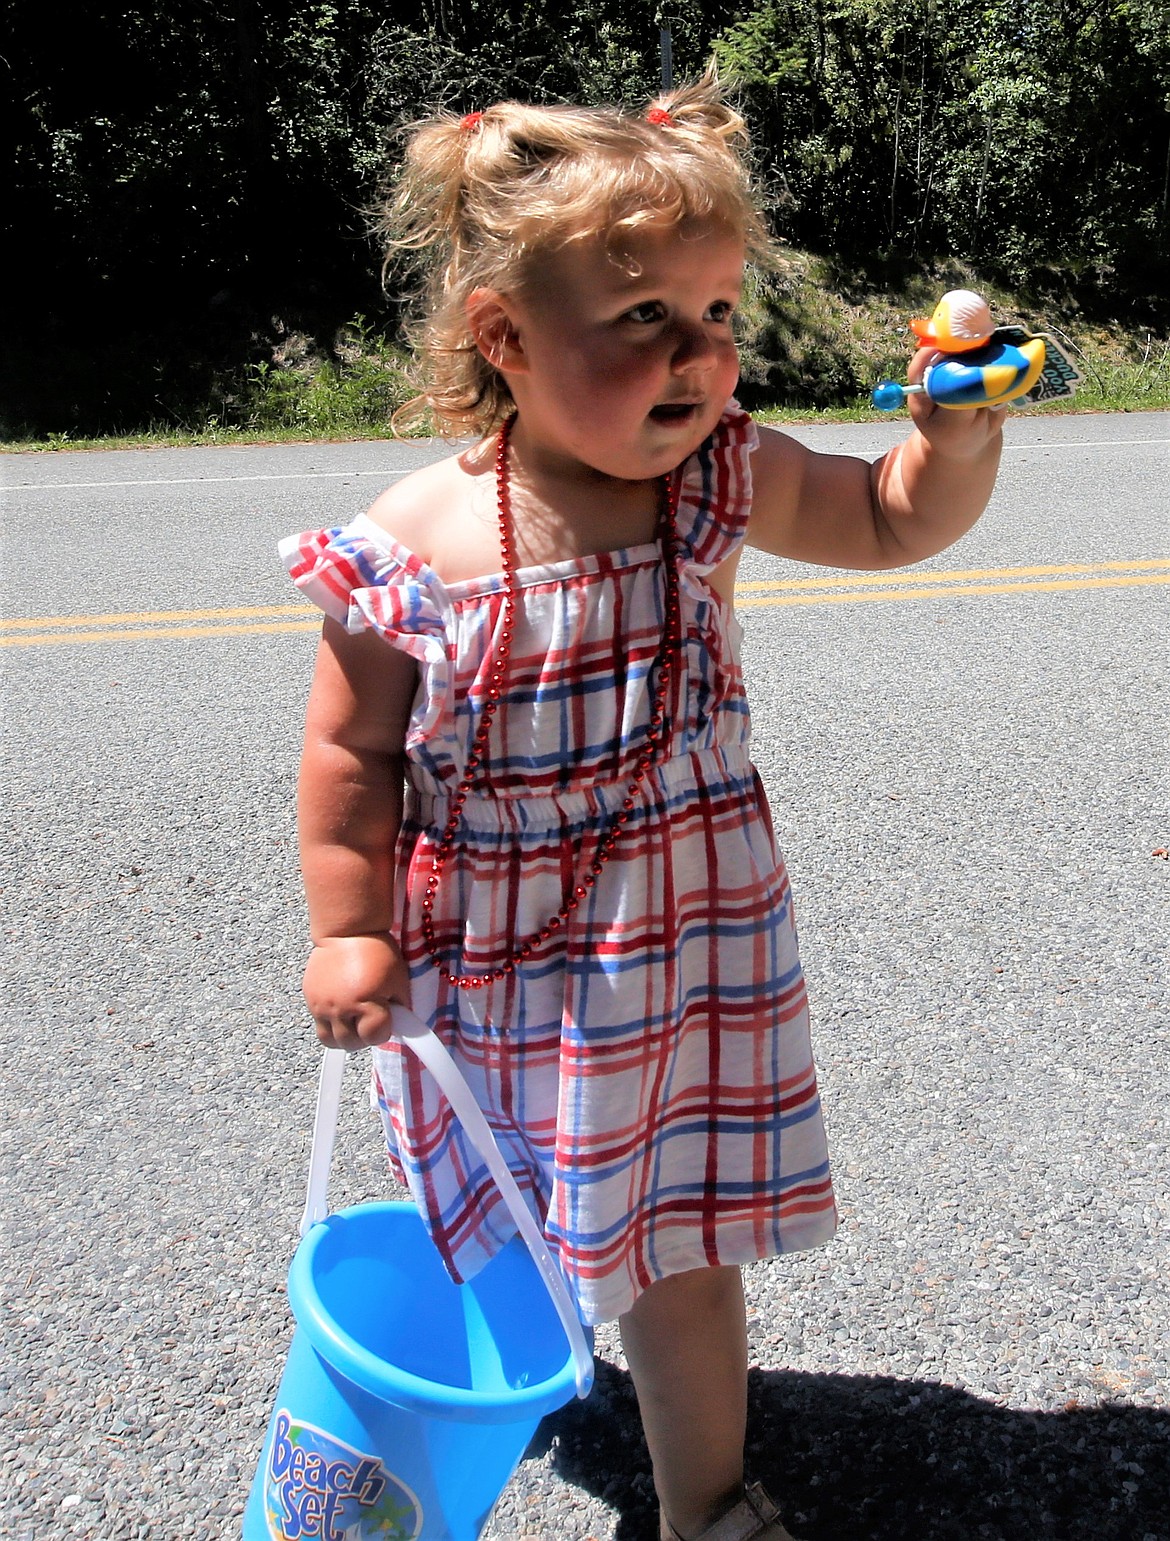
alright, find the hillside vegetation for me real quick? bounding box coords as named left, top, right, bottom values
left=12, top=257, right=1169, bottom=453
left=6, top=0, right=1168, bottom=442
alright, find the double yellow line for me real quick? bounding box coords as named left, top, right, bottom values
left=0, top=604, right=320, bottom=648
left=736, top=557, right=1170, bottom=608
left=2, top=560, right=1167, bottom=647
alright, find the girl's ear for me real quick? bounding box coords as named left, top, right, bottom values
left=466, top=288, right=529, bottom=374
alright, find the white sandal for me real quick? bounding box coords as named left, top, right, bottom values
left=664, top=1482, right=804, bottom=1541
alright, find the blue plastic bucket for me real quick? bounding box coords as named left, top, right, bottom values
left=243, top=1200, right=587, bottom=1541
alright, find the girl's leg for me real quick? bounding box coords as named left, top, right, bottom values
left=619, top=1264, right=749, bottom=1541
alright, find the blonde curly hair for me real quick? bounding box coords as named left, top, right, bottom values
left=379, top=71, right=772, bottom=438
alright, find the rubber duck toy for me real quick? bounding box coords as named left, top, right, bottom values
left=871, top=288, right=1072, bottom=411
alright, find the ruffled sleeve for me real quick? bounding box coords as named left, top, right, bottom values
left=673, top=399, right=758, bottom=574
left=279, top=515, right=453, bottom=749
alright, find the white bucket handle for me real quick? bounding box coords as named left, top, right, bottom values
left=298, top=1005, right=594, bottom=1399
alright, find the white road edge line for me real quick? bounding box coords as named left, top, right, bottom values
left=4, top=438, right=1167, bottom=492
left=4, top=468, right=400, bottom=491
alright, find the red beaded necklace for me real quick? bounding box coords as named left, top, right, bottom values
left=421, top=413, right=682, bottom=989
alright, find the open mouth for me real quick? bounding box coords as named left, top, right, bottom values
left=649, top=401, right=701, bottom=424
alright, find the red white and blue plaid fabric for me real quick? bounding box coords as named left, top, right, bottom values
left=281, top=403, right=836, bottom=1324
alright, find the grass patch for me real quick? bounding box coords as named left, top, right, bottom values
left=232, top=316, right=421, bottom=438
left=2, top=315, right=426, bottom=454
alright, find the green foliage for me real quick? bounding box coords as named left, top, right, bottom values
left=5, top=0, right=1169, bottom=437
left=232, top=318, right=418, bottom=436
left=12, top=278, right=1167, bottom=450
left=715, top=0, right=1170, bottom=307
left=1033, top=325, right=1170, bottom=411
left=736, top=252, right=1170, bottom=414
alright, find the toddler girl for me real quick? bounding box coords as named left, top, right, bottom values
left=282, top=74, right=1004, bottom=1541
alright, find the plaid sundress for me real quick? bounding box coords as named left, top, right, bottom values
left=282, top=403, right=836, bottom=1325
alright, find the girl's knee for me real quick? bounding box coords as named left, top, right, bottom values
left=622, top=1264, right=744, bottom=1332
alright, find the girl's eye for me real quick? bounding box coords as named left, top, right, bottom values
left=625, top=302, right=665, bottom=324
left=707, top=301, right=736, bottom=324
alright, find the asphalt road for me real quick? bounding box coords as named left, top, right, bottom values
left=2, top=413, right=1168, bottom=1541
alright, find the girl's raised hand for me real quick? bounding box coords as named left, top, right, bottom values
left=904, top=345, right=1009, bottom=459
left=302, top=933, right=412, bottom=1051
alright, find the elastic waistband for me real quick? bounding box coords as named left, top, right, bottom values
left=406, top=744, right=754, bottom=836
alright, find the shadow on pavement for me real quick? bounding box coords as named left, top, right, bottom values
left=536, top=1359, right=1170, bottom=1540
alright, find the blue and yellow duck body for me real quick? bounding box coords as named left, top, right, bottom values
left=921, top=335, right=1048, bottom=409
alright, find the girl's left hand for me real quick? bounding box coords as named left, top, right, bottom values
left=905, top=346, right=1009, bottom=459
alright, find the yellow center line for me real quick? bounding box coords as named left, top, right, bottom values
left=0, top=604, right=311, bottom=630
left=737, top=573, right=1170, bottom=608
left=2, top=562, right=1167, bottom=646
left=1, top=619, right=322, bottom=647
left=736, top=558, right=1170, bottom=594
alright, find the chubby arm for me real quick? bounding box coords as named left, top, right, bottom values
left=298, top=617, right=418, bottom=1049
left=746, top=348, right=1005, bottom=571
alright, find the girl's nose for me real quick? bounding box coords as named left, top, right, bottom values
left=671, top=322, right=717, bottom=373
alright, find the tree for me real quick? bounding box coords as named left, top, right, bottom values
left=4, top=0, right=1166, bottom=434
left=713, top=0, right=1170, bottom=309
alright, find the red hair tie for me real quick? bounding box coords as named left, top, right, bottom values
left=461, top=111, right=484, bottom=133
left=646, top=107, right=674, bottom=126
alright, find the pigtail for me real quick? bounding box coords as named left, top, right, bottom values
left=646, top=65, right=749, bottom=153
left=378, top=108, right=514, bottom=437
left=639, top=66, right=772, bottom=266
left=378, top=109, right=484, bottom=302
